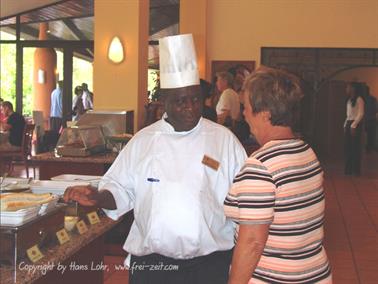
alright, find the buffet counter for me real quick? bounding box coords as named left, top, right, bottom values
left=31, top=152, right=118, bottom=180
left=0, top=216, right=120, bottom=284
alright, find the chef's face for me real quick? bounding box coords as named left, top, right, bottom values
left=163, top=85, right=203, bottom=132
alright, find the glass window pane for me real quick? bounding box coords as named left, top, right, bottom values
left=0, top=26, right=16, bottom=40
left=73, top=57, right=93, bottom=92
left=0, top=35, right=16, bottom=105
left=22, top=47, right=36, bottom=116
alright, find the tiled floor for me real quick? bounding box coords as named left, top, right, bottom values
left=9, top=150, right=378, bottom=284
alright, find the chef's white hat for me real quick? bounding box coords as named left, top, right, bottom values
left=159, top=34, right=199, bottom=89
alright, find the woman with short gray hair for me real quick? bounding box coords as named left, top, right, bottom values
left=225, top=67, right=332, bottom=284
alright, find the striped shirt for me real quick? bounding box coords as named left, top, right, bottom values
left=224, top=139, right=332, bottom=283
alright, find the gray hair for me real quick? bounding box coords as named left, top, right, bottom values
left=243, top=67, right=303, bottom=128
left=216, top=71, right=234, bottom=87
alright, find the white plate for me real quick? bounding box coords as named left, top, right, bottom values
left=0, top=183, right=30, bottom=192
left=51, top=174, right=101, bottom=188
left=51, top=174, right=102, bottom=181
left=30, top=180, right=90, bottom=196
left=0, top=178, right=31, bottom=192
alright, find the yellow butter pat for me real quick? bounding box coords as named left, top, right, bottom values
left=76, top=220, right=89, bottom=234
left=26, top=245, right=44, bottom=263
left=87, top=211, right=100, bottom=225
left=56, top=228, right=70, bottom=245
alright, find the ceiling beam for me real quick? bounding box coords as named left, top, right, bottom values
left=62, top=18, right=87, bottom=40
left=62, top=18, right=93, bottom=58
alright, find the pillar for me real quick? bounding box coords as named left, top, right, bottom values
left=32, top=23, right=57, bottom=127
left=94, top=0, right=149, bottom=131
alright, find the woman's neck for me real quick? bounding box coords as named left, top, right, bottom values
left=260, top=126, right=295, bottom=145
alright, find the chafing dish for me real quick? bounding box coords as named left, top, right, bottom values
left=55, top=125, right=106, bottom=157
left=0, top=205, right=65, bottom=267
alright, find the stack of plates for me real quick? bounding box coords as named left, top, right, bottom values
left=30, top=180, right=90, bottom=196
left=51, top=174, right=102, bottom=188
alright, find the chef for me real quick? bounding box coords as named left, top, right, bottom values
left=64, top=34, right=247, bottom=284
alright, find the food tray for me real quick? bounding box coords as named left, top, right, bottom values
left=0, top=206, right=41, bottom=226
left=56, top=146, right=91, bottom=157
left=30, top=180, right=90, bottom=196
left=51, top=174, right=102, bottom=188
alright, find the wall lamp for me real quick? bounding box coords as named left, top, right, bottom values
left=108, top=36, right=124, bottom=64
left=38, top=69, right=46, bottom=84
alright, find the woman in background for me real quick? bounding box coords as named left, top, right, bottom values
left=344, top=82, right=364, bottom=176
left=72, top=85, right=85, bottom=121
left=225, top=67, right=332, bottom=284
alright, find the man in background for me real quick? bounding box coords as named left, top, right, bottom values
left=50, top=80, right=63, bottom=133
left=215, top=71, right=240, bottom=128
left=81, top=82, right=93, bottom=112
left=0, top=101, right=25, bottom=151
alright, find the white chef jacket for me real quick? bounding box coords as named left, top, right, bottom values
left=101, top=116, right=247, bottom=259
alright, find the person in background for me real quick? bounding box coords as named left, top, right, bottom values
left=0, top=101, right=26, bottom=151
left=64, top=34, right=247, bottom=284
left=50, top=80, right=63, bottom=133
left=0, top=98, right=7, bottom=126
left=81, top=82, right=94, bottom=111
left=72, top=85, right=85, bottom=121
left=200, top=79, right=217, bottom=122
left=224, top=67, right=332, bottom=284
left=344, top=82, right=364, bottom=175
left=362, top=84, right=377, bottom=152
left=215, top=71, right=240, bottom=127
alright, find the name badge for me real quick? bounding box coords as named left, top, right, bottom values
left=56, top=228, right=70, bottom=245
left=87, top=211, right=101, bottom=225
left=76, top=220, right=89, bottom=235
left=26, top=245, right=44, bottom=263
left=202, top=155, right=220, bottom=171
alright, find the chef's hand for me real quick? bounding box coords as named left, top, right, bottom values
left=63, top=185, right=99, bottom=206
left=64, top=186, right=117, bottom=209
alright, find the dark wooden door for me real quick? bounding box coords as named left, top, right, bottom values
left=315, top=80, right=347, bottom=159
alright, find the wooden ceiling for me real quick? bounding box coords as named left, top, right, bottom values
left=0, top=0, right=179, bottom=62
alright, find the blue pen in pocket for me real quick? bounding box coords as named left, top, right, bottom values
left=147, top=178, right=160, bottom=182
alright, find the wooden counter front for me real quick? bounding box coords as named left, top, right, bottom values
left=31, top=152, right=118, bottom=180
left=0, top=216, right=120, bottom=284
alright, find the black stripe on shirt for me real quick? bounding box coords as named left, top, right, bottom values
left=257, top=143, right=310, bottom=163
left=275, top=191, right=324, bottom=210
left=233, top=170, right=274, bottom=183
left=269, top=220, right=324, bottom=236
left=253, top=264, right=331, bottom=284
left=274, top=164, right=322, bottom=184
left=276, top=168, right=323, bottom=187
left=263, top=244, right=322, bottom=259
left=274, top=194, right=325, bottom=212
